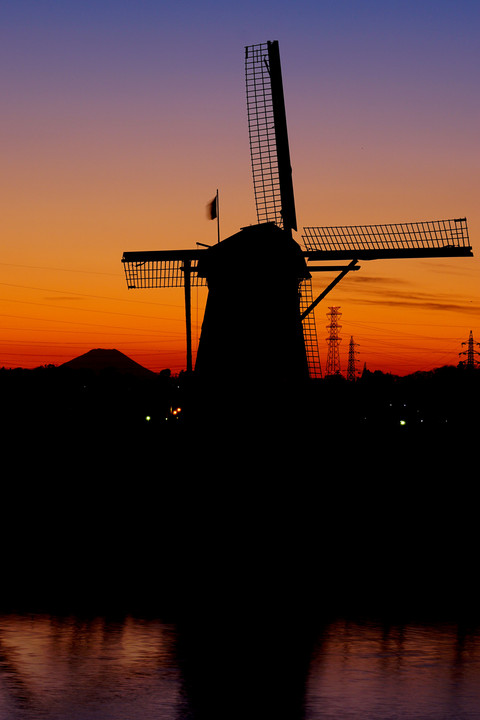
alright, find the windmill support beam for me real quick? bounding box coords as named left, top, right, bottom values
left=300, top=260, right=359, bottom=320
left=305, top=247, right=473, bottom=261
left=307, top=265, right=362, bottom=272
left=182, top=260, right=193, bottom=373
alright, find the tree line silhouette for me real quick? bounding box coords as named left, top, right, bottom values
left=1, top=361, right=478, bottom=446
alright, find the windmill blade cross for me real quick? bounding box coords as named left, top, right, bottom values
left=121, top=41, right=473, bottom=384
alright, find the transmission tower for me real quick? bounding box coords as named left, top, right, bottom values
left=325, top=306, right=342, bottom=376
left=347, top=336, right=359, bottom=381
left=459, top=330, right=480, bottom=368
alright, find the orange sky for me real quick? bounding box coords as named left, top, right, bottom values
left=1, top=1, right=478, bottom=376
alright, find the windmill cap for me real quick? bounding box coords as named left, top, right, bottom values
left=196, top=223, right=310, bottom=282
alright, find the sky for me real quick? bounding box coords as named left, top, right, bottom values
left=1, top=0, right=479, bottom=375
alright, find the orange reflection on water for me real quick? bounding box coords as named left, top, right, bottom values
left=0, top=614, right=180, bottom=719
left=306, top=618, right=480, bottom=720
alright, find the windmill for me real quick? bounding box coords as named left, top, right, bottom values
left=122, top=41, right=472, bottom=389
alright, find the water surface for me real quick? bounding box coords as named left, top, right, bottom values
left=306, top=618, right=480, bottom=720
left=1, top=612, right=480, bottom=719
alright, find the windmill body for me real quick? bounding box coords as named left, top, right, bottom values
left=194, top=223, right=310, bottom=386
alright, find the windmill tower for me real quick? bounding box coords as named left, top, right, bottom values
left=121, top=41, right=472, bottom=391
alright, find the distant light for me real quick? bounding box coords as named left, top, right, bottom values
left=145, top=415, right=151, bottom=422
left=400, top=420, right=407, bottom=426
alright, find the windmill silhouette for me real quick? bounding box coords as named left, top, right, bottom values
left=122, top=41, right=472, bottom=387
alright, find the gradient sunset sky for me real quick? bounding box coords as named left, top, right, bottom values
left=1, top=0, right=479, bottom=375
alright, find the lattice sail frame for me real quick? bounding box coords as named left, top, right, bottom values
left=299, top=279, right=322, bottom=379
left=122, top=252, right=206, bottom=289
left=302, top=218, right=470, bottom=258
left=245, top=42, right=297, bottom=232
left=245, top=43, right=282, bottom=227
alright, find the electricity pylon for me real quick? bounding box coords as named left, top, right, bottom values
left=459, top=330, right=480, bottom=368
left=325, top=307, right=342, bottom=376
left=347, top=336, right=359, bottom=381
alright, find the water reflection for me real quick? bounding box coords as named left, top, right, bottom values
left=306, top=618, right=480, bottom=720
left=1, top=613, right=480, bottom=719
left=0, top=614, right=180, bottom=720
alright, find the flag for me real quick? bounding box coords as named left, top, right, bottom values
left=207, top=195, right=217, bottom=220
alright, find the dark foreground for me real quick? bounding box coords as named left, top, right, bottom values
left=1, top=364, right=478, bottom=624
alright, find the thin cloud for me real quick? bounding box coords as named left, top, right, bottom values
left=415, top=259, right=479, bottom=277
left=341, top=275, right=410, bottom=286
left=341, top=293, right=480, bottom=314
left=334, top=276, right=480, bottom=313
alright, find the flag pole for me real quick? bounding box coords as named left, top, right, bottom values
left=216, top=189, right=220, bottom=243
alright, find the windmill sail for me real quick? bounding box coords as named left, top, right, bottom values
left=302, top=218, right=471, bottom=259
left=245, top=41, right=297, bottom=233
left=122, top=250, right=206, bottom=288
left=299, top=278, right=322, bottom=379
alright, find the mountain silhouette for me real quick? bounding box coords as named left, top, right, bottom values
left=60, top=348, right=155, bottom=376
